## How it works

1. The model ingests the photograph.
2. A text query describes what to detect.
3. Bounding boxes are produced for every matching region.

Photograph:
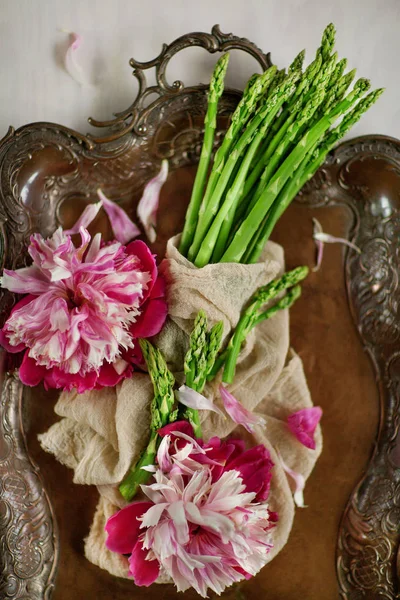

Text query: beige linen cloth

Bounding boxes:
[39,235,322,580]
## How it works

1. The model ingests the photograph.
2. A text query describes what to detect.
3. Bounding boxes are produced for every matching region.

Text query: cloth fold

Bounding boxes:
[39,235,322,581]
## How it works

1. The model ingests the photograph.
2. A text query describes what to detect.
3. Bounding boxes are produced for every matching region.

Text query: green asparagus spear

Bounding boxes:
[192,70,302,267]
[221,267,308,383]
[220,78,371,264]
[179,53,229,256]
[187,67,289,263]
[247,87,385,262]
[119,340,175,501]
[185,66,278,259]
[289,49,306,74]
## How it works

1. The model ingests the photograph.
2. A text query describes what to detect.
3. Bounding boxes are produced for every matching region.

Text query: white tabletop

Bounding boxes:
[1,0,399,141]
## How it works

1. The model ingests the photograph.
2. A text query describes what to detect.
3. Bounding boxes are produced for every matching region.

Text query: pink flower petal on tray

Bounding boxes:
[287,406,322,450]
[97,189,141,244]
[64,201,103,236]
[277,451,306,508]
[219,385,266,433]
[177,385,225,418]
[312,218,361,272]
[137,160,169,243]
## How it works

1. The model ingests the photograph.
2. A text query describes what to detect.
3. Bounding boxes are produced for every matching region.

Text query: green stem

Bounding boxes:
[179,53,229,255]
[119,431,158,501]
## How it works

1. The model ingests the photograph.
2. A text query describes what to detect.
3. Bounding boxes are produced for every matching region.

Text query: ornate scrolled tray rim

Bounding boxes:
[0,25,399,600]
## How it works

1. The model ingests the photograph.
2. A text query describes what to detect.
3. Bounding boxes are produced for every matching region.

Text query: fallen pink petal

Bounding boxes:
[287,406,322,450]
[177,384,226,418]
[137,160,169,243]
[219,384,266,433]
[312,218,361,272]
[97,189,141,244]
[277,451,306,508]
[62,31,91,87]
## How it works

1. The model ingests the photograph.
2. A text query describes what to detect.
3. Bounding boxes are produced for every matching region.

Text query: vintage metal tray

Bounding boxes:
[0,26,399,600]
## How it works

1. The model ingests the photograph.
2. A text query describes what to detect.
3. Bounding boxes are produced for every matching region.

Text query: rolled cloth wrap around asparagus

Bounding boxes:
[39,235,322,580]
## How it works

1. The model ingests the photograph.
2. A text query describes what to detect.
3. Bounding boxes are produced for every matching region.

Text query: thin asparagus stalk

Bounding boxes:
[119,339,175,501]
[220,78,371,264]
[190,66,278,247]
[289,49,306,74]
[314,68,356,120]
[182,312,224,434]
[221,267,308,383]
[179,53,229,256]
[253,284,302,326]
[247,87,385,262]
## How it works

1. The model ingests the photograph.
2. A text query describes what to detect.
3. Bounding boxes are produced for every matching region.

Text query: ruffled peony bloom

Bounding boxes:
[0,227,167,392]
[105,423,276,597]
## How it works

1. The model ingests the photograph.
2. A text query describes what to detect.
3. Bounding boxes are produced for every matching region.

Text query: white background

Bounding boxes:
[0,0,399,140]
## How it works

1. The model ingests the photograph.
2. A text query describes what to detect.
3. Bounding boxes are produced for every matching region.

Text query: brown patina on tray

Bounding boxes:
[0,26,399,600]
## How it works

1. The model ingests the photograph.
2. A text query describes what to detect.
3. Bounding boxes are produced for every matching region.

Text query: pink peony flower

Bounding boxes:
[287,406,322,450]
[105,424,276,597]
[0,227,167,392]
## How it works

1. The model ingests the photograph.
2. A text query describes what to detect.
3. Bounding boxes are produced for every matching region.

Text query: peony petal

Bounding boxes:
[227,444,274,502]
[137,160,169,243]
[177,385,225,418]
[312,218,361,272]
[95,361,132,388]
[157,435,173,472]
[219,385,266,433]
[128,540,160,586]
[129,296,167,339]
[277,451,306,508]
[105,501,152,554]
[158,420,195,439]
[63,31,91,87]
[19,353,46,386]
[64,201,103,236]
[287,406,322,450]
[97,189,140,244]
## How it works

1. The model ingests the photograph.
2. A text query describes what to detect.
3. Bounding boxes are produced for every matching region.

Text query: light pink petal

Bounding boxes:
[141,464,157,473]
[312,218,361,272]
[167,500,189,544]
[177,385,225,418]
[128,540,160,586]
[105,501,152,554]
[287,406,322,450]
[97,189,140,244]
[278,451,306,508]
[1,266,50,295]
[64,201,103,236]
[157,435,173,472]
[63,31,91,87]
[219,385,266,433]
[171,431,206,455]
[137,160,169,243]
[140,503,169,528]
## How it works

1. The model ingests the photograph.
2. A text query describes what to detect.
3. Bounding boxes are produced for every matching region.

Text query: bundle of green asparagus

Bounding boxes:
[179,23,383,266]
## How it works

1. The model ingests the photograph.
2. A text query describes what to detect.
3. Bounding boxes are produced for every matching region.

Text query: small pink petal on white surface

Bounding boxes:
[219,385,266,433]
[277,451,306,508]
[97,189,140,244]
[137,160,169,243]
[312,218,361,272]
[287,406,322,450]
[176,385,225,418]
[62,31,91,87]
